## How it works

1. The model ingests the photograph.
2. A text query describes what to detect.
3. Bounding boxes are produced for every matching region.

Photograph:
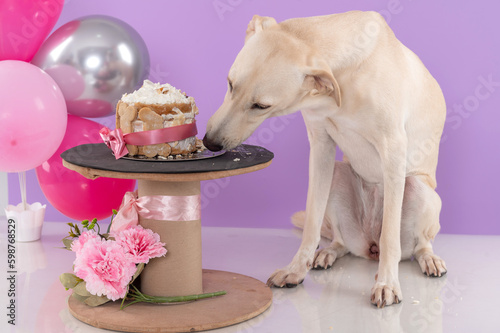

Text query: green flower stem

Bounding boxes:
[120,284,226,310]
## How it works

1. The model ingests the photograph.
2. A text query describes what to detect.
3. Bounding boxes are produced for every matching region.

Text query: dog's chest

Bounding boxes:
[330,126,383,184]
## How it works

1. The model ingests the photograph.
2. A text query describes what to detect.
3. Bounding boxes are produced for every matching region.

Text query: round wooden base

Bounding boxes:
[68,270,272,332]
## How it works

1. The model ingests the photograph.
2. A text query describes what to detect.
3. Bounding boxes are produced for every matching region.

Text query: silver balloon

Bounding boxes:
[32,15,150,118]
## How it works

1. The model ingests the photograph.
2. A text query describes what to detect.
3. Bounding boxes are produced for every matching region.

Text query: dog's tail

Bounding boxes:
[291,210,333,240]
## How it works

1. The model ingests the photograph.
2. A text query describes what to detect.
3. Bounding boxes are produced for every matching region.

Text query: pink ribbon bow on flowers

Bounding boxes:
[100,122,198,159]
[110,191,201,232]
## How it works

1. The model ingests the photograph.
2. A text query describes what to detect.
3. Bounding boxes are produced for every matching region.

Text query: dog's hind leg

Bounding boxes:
[292,210,348,269]
[404,176,447,277]
[313,240,349,270]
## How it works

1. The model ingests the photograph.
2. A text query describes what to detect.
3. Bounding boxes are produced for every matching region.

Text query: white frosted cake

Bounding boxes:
[116,80,203,158]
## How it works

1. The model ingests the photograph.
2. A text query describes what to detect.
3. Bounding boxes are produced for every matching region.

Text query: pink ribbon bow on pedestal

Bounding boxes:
[100,121,198,159]
[110,191,201,232]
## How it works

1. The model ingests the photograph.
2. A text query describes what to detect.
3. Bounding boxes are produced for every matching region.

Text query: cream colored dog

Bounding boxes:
[203,11,447,307]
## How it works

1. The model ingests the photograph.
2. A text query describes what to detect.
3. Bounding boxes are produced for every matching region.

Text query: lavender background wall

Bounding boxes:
[8,0,500,234]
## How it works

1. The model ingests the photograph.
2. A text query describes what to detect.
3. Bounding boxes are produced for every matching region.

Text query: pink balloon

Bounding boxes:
[0,60,67,172]
[0,0,64,62]
[36,115,136,221]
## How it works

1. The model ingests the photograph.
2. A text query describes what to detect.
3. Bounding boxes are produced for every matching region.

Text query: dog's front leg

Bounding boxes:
[267,127,336,288]
[371,142,407,307]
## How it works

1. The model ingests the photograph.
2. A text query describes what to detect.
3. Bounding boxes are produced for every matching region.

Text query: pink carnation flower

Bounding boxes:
[73,237,137,301]
[71,230,100,255]
[114,226,167,264]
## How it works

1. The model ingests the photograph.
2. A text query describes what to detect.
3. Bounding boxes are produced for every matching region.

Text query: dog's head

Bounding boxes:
[203,15,341,151]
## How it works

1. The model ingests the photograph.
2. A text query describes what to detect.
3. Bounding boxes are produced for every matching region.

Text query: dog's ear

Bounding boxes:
[245,15,277,43]
[303,70,341,107]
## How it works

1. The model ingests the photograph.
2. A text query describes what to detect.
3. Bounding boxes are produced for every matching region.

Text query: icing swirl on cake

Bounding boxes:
[121,80,194,105]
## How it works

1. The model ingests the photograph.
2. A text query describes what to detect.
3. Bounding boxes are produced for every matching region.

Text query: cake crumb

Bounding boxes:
[328,327,333,331]
[412,300,420,305]
[233,158,241,162]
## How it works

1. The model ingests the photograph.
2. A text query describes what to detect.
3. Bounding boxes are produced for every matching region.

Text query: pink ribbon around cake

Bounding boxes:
[100,121,198,159]
[110,191,201,232]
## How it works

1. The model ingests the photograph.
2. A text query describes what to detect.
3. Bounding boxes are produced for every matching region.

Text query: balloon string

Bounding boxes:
[18,171,27,211]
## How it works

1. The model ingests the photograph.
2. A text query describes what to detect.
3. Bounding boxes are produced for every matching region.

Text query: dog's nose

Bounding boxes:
[203,134,223,152]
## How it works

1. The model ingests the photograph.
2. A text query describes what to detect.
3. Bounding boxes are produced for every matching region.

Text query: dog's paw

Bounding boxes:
[267,267,307,288]
[418,253,447,277]
[370,280,402,308]
[312,247,337,270]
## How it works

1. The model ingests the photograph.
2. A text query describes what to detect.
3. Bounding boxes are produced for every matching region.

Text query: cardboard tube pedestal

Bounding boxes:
[137,180,202,296]
[62,144,275,332]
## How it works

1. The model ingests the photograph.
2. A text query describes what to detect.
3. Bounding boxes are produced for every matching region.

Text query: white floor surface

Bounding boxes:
[0,219,499,333]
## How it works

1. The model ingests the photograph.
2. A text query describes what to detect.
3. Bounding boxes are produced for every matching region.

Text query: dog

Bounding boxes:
[203,11,447,307]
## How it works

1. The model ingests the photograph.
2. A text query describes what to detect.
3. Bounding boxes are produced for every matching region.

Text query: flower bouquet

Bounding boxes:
[60,215,225,309]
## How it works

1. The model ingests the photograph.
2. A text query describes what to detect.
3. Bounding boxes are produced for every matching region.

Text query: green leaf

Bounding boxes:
[67,222,74,227]
[74,224,81,235]
[71,292,89,303]
[60,273,82,290]
[62,238,74,251]
[112,209,118,215]
[73,282,93,297]
[84,295,111,307]
[131,263,145,284]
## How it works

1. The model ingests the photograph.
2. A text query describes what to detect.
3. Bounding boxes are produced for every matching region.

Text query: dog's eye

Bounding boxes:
[251,103,271,110]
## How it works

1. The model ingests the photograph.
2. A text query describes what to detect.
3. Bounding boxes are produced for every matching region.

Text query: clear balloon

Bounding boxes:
[0,60,67,172]
[32,15,150,118]
[0,0,63,62]
[35,115,136,221]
